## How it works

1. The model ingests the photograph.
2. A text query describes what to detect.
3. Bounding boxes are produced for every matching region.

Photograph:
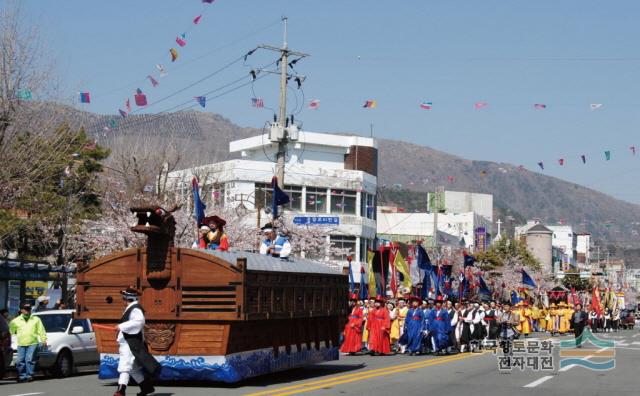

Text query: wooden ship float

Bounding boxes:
[76,207,348,382]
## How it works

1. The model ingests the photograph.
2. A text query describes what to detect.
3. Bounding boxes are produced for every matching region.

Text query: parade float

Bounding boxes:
[76,206,348,382]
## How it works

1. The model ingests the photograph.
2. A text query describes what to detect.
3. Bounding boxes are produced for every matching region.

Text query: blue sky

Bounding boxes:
[18,0,640,204]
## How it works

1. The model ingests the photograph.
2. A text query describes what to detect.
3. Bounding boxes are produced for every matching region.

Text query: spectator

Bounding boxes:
[34,296,50,312]
[9,303,47,382]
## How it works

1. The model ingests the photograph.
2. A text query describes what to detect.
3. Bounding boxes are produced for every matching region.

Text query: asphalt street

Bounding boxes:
[2,330,639,396]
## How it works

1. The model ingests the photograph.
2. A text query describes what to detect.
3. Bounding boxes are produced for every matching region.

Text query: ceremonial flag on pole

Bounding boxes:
[590,103,603,110]
[591,286,603,316]
[420,101,433,110]
[581,155,586,164]
[604,150,611,161]
[389,247,397,297]
[147,75,159,87]
[363,100,377,108]
[537,161,544,170]
[631,146,637,155]
[558,158,564,166]
[193,15,202,24]
[170,48,179,62]
[478,275,491,295]
[251,97,264,108]
[367,250,376,299]
[195,96,206,108]
[394,251,412,290]
[463,251,475,267]
[534,103,547,109]
[308,99,320,109]
[348,258,355,294]
[474,102,488,109]
[359,266,368,300]
[416,244,433,271]
[521,269,537,288]
[79,92,91,103]
[510,290,521,305]
[192,177,206,225]
[271,176,290,219]
[176,36,187,47]
[422,268,431,300]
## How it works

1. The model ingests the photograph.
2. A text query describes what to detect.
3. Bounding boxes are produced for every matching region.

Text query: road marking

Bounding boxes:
[8,393,44,396]
[559,354,593,372]
[633,333,640,338]
[523,375,553,388]
[245,352,486,396]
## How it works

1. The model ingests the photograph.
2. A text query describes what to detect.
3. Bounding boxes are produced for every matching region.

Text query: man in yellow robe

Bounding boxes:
[547,303,557,334]
[558,302,570,334]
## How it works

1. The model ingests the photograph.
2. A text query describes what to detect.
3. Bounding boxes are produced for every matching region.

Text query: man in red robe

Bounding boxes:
[340,294,364,354]
[367,296,391,355]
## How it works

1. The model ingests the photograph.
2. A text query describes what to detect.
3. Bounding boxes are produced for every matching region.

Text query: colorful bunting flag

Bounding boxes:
[534,103,547,109]
[604,150,611,161]
[590,103,603,110]
[108,119,118,128]
[558,158,564,166]
[156,64,167,77]
[631,146,636,155]
[79,92,91,103]
[125,99,131,113]
[202,0,215,3]
[193,15,202,24]
[537,161,544,170]
[119,109,128,118]
[474,102,488,109]
[363,100,377,108]
[134,90,147,106]
[194,96,206,108]
[176,36,187,47]
[308,99,320,110]
[581,155,586,164]
[251,97,264,108]
[17,88,32,100]
[147,75,159,87]
[420,101,433,110]
[170,48,179,62]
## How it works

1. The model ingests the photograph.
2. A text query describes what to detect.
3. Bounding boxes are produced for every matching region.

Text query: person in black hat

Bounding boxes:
[113,287,160,396]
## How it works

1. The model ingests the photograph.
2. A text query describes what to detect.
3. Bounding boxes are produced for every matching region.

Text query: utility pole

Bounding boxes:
[259,17,309,190]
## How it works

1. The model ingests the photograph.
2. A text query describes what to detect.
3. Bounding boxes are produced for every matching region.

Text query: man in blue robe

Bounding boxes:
[403,297,425,355]
[429,297,451,355]
[422,300,434,354]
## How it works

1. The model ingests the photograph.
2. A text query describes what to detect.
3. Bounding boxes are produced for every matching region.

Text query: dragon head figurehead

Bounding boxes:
[130,205,180,281]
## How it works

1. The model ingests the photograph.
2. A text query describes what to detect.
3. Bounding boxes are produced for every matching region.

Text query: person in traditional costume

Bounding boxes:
[484,301,500,346]
[259,224,276,255]
[388,301,400,350]
[497,303,520,368]
[259,223,292,259]
[446,301,459,353]
[428,296,451,355]
[547,303,558,334]
[471,303,486,351]
[361,300,370,351]
[366,296,391,355]
[460,302,475,352]
[517,301,532,337]
[113,287,161,396]
[570,303,588,348]
[397,299,408,353]
[530,303,541,332]
[403,296,426,355]
[538,303,548,333]
[340,294,364,354]
[202,215,229,251]
[558,302,570,334]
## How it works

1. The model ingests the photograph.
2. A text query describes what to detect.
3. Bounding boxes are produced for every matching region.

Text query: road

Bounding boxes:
[2,330,639,396]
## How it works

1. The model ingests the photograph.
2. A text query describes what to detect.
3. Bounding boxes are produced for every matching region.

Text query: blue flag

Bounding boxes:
[271,176,290,219]
[348,259,355,294]
[478,275,491,295]
[421,269,431,300]
[463,253,475,267]
[510,290,521,305]
[417,244,433,271]
[359,267,367,300]
[521,269,537,288]
[195,96,206,108]
[192,177,206,225]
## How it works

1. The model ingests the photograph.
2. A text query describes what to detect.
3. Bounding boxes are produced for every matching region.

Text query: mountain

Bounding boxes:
[31,104,640,246]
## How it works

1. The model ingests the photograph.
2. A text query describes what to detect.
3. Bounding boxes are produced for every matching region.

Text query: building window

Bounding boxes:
[306,187,327,213]
[330,189,356,215]
[284,185,302,211]
[366,193,375,219]
[359,238,367,262]
[202,182,225,208]
[255,183,301,211]
[330,235,357,261]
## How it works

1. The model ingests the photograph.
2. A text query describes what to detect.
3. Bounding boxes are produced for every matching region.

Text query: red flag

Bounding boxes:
[474,102,488,109]
[558,158,564,166]
[135,93,147,107]
[193,15,202,24]
[389,246,397,297]
[534,103,547,109]
[176,36,187,47]
[591,286,603,316]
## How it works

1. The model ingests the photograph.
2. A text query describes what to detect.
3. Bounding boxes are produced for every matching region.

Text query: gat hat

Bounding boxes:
[21,303,32,311]
[120,287,141,299]
[550,303,557,308]
[203,215,226,228]
[407,296,422,303]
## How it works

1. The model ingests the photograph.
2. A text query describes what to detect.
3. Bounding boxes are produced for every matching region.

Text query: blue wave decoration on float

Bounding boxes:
[99,346,339,383]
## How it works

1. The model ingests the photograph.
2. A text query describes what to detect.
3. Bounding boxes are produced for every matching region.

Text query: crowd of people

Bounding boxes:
[340,295,631,357]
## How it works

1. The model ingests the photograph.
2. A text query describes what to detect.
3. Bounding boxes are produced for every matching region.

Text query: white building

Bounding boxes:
[166,131,378,277]
[428,190,494,222]
[376,210,492,250]
[575,233,591,270]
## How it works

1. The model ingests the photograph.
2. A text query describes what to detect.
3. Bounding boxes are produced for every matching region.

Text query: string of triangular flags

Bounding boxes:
[77,0,218,131]
[535,147,636,171]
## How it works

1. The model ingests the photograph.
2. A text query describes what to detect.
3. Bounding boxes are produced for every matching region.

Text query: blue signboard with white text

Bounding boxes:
[293,216,340,226]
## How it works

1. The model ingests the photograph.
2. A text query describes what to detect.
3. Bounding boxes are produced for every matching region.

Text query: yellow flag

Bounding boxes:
[367,250,376,298]
[394,251,412,290]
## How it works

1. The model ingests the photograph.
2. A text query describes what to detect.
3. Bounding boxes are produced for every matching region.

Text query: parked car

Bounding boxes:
[11,309,98,377]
